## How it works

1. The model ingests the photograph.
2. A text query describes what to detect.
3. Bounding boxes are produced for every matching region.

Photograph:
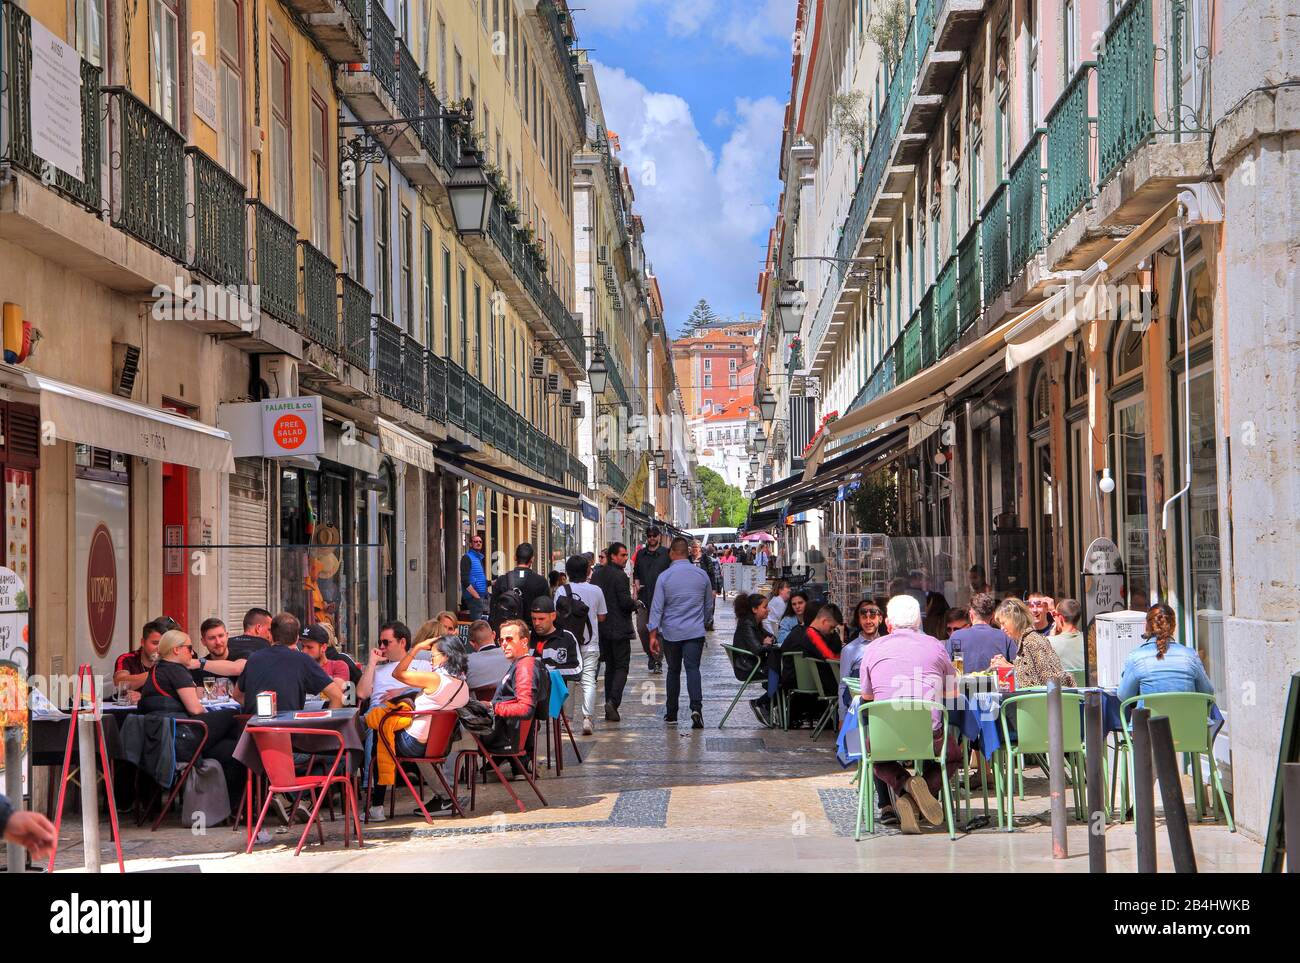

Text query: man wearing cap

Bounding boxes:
[648,536,715,729]
[528,596,583,683]
[299,623,352,686]
[632,528,671,673]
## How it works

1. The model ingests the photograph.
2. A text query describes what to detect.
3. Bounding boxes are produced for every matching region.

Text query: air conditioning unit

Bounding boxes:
[111,342,142,399]
[597,245,609,264]
[560,388,574,406]
[545,373,560,394]
[571,400,585,418]
[530,357,547,379]
[259,354,300,398]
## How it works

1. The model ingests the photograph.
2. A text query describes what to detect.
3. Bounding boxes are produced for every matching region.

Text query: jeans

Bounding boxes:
[661,638,704,717]
[872,729,962,798]
[601,636,632,708]
[577,642,601,720]
[464,594,488,622]
[636,606,659,669]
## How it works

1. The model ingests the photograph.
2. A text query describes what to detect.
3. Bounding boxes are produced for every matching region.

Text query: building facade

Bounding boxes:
[751,0,1298,839]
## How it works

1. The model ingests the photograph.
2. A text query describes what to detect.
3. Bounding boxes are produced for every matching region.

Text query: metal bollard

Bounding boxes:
[1131,708,1158,873]
[4,725,24,874]
[77,714,101,874]
[1046,680,1068,859]
[1149,714,1197,873]
[1285,763,1300,874]
[1084,691,1106,873]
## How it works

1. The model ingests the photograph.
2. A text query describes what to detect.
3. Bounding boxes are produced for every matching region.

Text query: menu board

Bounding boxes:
[6,468,32,585]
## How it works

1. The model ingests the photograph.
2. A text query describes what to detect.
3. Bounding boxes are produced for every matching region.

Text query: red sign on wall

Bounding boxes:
[85,523,117,658]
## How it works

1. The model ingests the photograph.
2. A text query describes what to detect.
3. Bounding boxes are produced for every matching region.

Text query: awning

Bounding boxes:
[617,500,653,528]
[322,422,382,474]
[13,368,234,472]
[377,417,438,473]
[816,316,1023,465]
[1004,197,1184,370]
[434,453,581,511]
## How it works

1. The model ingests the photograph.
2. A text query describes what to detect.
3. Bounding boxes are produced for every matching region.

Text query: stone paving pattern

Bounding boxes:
[47,606,1264,872]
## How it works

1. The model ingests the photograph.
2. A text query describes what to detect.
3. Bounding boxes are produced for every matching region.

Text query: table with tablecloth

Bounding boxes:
[948,688,1125,757]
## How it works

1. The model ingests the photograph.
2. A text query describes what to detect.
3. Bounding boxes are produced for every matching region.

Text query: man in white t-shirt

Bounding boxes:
[555,554,607,735]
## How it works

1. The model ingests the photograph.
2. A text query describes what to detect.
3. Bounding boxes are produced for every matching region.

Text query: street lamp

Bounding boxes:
[754,425,767,453]
[447,148,494,235]
[778,290,808,335]
[759,387,777,421]
[587,347,609,395]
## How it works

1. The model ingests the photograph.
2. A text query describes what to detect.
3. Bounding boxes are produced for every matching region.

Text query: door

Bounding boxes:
[162,462,189,632]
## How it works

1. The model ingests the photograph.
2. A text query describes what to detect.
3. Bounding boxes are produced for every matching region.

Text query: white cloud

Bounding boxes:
[577,0,789,52]
[718,0,796,56]
[591,61,783,331]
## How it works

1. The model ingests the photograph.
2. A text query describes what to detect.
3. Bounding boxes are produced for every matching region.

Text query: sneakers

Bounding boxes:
[749,698,771,728]
[604,702,621,722]
[663,714,677,724]
[894,795,922,834]
[905,774,944,826]
[365,805,387,823]
[271,794,291,826]
[581,717,594,736]
[879,806,901,826]
[690,711,704,729]
[415,795,454,816]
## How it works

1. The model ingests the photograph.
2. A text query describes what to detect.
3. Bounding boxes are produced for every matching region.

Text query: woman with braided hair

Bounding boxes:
[1117,603,1215,702]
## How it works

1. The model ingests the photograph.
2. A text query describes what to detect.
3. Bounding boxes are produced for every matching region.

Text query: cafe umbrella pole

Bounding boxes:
[1150,714,1198,873]
[1046,680,1068,859]
[1131,708,1158,873]
[1084,690,1106,872]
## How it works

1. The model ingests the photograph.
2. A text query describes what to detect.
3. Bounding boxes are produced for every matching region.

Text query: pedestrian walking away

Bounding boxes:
[632,527,671,673]
[489,543,551,631]
[647,536,715,729]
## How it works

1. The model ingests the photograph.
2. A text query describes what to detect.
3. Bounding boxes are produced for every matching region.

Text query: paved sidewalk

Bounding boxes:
[48,603,1262,872]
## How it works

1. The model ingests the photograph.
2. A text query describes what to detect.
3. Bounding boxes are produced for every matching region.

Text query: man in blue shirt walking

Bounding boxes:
[460,532,489,621]
[648,536,715,729]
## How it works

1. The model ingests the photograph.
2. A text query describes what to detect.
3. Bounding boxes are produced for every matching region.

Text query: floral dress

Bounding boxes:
[1013,630,1075,688]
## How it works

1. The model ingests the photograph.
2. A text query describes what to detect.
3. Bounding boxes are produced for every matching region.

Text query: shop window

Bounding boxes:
[1113,318,1143,382]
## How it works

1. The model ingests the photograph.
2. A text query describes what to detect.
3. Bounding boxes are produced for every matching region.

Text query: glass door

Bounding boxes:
[1113,396,1150,609]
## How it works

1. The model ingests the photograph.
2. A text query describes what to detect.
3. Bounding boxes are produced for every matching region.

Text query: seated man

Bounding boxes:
[945,592,1015,673]
[481,619,547,776]
[465,620,510,691]
[227,607,274,661]
[858,595,960,835]
[299,623,352,688]
[113,620,165,692]
[780,603,842,726]
[358,622,419,707]
[231,613,345,713]
[189,617,250,686]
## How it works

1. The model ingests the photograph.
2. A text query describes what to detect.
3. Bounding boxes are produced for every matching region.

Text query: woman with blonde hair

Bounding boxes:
[990,597,1074,688]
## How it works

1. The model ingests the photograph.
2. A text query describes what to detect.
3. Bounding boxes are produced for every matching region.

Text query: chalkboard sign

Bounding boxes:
[1262,671,1300,872]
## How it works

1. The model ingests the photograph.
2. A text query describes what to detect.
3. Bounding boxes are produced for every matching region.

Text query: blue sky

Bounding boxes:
[573,0,795,335]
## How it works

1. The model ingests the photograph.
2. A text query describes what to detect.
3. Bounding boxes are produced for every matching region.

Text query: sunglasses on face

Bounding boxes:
[861,610,882,618]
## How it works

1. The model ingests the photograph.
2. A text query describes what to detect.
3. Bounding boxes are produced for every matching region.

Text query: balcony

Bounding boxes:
[897,311,923,384]
[1,2,101,214]
[957,220,982,332]
[252,201,299,326]
[934,256,958,358]
[400,332,424,412]
[425,352,447,423]
[536,2,586,129]
[417,84,461,179]
[340,274,372,370]
[300,241,339,351]
[1008,132,1046,282]
[1098,0,1157,184]
[285,0,367,62]
[980,181,1010,299]
[337,1,420,158]
[1045,64,1097,239]
[104,87,186,262]
[371,315,403,402]
[603,453,630,493]
[187,148,247,289]
[931,0,986,53]
[445,359,465,428]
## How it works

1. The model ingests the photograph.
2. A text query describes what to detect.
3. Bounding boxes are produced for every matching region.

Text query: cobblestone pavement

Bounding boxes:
[50,605,1263,873]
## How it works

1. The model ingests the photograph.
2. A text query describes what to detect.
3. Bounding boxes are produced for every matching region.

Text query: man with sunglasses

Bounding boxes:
[358,621,419,706]
[840,601,884,707]
[460,533,490,621]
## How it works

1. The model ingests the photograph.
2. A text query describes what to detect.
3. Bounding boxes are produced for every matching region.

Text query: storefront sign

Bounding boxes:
[221,397,323,458]
[580,499,601,523]
[378,419,437,473]
[164,524,184,575]
[29,20,84,180]
[85,523,117,658]
[75,478,130,675]
[0,566,29,677]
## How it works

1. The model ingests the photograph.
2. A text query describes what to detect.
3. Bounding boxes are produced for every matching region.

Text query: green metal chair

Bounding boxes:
[1117,692,1234,831]
[853,698,957,841]
[996,692,1091,830]
[718,644,768,729]
[799,657,839,740]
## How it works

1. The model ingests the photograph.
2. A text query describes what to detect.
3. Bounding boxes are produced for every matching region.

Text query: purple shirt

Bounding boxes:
[858,628,955,729]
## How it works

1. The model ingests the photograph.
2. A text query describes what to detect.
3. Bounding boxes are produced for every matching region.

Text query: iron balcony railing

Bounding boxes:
[400,333,424,412]
[300,240,339,351]
[919,287,935,369]
[396,36,420,123]
[1045,63,1096,238]
[1008,131,1046,279]
[934,256,958,357]
[897,311,922,384]
[340,273,372,369]
[366,0,397,102]
[538,2,585,126]
[915,0,937,60]
[187,148,247,288]
[445,358,466,427]
[569,452,587,487]
[104,87,185,261]
[252,201,299,326]
[341,0,367,36]
[372,315,403,401]
[463,375,482,438]
[980,181,1010,299]
[847,346,896,413]
[1,1,102,212]
[425,352,446,423]
[1098,0,1157,183]
[419,84,460,176]
[957,219,982,332]
[606,350,631,410]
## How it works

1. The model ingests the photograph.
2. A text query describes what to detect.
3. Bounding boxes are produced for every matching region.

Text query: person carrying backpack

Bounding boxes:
[489,542,550,631]
[554,554,607,735]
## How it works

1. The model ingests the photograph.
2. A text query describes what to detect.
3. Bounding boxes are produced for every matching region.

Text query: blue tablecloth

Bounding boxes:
[948,688,1124,757]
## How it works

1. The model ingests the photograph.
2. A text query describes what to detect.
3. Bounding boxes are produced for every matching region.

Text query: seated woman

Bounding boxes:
[989,597,1074,689]
[731,593,776,726]
[776,590,809,645]
[1118,604,1214,702]
[371,637,470,816]
[140,630,242,811]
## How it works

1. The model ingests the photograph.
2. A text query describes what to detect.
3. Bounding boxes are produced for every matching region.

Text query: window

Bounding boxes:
[1027,0,1042,130]
[1114,319,1144,381]
[269,42,292,218]
[1113,395,1150,608]
[375,181,391,317]
[73,0,105,66]
[458,266,468,366]
[442,247,452,355]
[729,358,737,371]
[473,283,483,378]
[1063,0,1081,79]
[150,1,180,126]
[422,225,433,346]
[399,207,412,330]
[216,0,243,179]
[437,17,447,95]
[729,374,738,388]
[703,358,711,371]
[704,374,713,388]
[455,48,463,101]
[345,180,362,281]
[310,98,330,250]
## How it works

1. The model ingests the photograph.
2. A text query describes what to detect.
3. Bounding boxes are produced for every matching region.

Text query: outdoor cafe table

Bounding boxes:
[948,686,1125,758]
[232,707,363,845]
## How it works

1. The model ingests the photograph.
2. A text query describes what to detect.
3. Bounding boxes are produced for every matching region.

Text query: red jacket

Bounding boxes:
[492,656,539,719]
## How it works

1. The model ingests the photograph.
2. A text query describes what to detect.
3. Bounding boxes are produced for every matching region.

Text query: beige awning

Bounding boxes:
[377,418,437,474]
[1004,197,1184,370]
[20,370,234,472]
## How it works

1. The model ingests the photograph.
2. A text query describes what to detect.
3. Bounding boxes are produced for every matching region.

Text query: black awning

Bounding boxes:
[744,507,783,532]
[434,452,581,510]
[617,500,653,527]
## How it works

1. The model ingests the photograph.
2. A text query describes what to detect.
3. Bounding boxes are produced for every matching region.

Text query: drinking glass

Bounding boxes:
[203,679,217,701]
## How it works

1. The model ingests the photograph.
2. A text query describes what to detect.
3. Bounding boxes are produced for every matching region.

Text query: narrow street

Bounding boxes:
[49,603,1260,874]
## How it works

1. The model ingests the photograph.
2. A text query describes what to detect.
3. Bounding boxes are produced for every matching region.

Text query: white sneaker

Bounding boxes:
[581,717,594,736]
[366,805,387,823]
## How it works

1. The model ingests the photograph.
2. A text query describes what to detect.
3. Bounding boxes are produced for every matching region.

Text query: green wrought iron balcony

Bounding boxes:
[957,219,982,332]
[934,256,958,358]
[1098,0,1164,184]
[1,1,101,213]
[1008,131,1046,280]
[1045,63,1097,238]
[187,148,247,289]
[464,374,483,439]
[251,201,299,326]
[600,454,630,495]
[980,181,1010,299]
[418,84,460,177]
[340,273,372,370]
[395,34,420,123]
[605,350,631,410]
[371,315,403,401]
[425,352,447,423]
[104,87,185,262]
[444,358,466,428]
[896,311,923,385]
[300,241,339,351]
[400,332,424,412]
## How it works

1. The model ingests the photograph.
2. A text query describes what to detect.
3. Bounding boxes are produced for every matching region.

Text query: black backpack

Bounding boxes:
[491,571,526,627]
[556,585,592,644]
